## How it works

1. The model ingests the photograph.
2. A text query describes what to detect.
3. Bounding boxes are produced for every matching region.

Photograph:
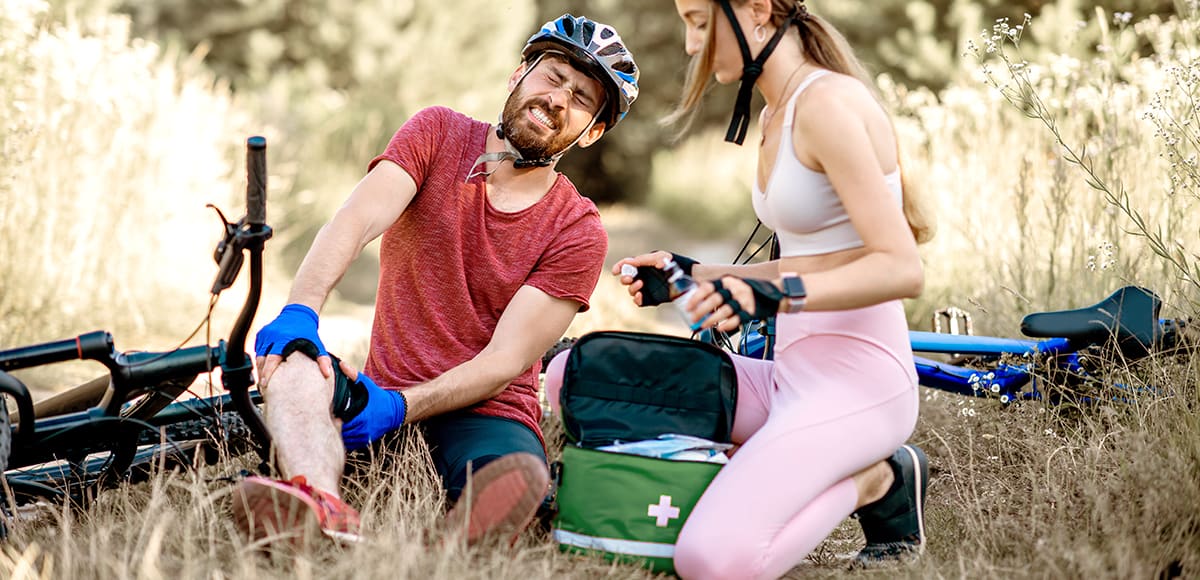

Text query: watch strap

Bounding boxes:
[780,272,806,314]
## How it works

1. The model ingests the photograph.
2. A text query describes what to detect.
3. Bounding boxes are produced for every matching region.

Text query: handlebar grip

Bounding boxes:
[245,136,267,226]
[0,331,113,371]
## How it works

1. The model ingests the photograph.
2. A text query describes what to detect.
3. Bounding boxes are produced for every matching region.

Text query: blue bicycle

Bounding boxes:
[721,285,1192,405]
[702,228,1194,406]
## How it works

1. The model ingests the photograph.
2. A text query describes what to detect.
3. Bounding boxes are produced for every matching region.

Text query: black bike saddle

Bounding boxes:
[1020,286,1161,359]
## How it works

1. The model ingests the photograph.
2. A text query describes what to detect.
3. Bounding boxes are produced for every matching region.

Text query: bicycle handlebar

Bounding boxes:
[222,137,273,461]
[0,332,220,438]
[245,136,266,226]
[0,331,113,372]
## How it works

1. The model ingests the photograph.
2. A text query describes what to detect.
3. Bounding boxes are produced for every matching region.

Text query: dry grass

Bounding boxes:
[3,350,1195,579]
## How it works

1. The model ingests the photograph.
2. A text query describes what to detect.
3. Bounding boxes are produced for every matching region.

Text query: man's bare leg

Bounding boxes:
[262,352,345,494]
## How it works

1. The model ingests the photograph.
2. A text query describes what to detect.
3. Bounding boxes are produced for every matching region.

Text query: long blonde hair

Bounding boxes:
[665,0,935,244]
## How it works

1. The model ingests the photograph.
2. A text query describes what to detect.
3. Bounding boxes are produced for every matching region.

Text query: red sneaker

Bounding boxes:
[233,475,363,545]
[445,452,549,546]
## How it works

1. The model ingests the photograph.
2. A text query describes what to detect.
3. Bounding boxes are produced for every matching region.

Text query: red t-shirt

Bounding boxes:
[363,106,607,443]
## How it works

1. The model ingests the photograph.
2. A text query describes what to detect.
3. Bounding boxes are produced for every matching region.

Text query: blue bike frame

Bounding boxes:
[721,323,1146,405]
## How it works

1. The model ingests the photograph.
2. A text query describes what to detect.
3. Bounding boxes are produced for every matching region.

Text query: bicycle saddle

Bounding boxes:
[1020,286,1161,359]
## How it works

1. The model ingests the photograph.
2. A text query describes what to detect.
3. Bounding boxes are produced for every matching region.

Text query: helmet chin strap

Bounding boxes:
[467,52,602,181]
[718,0,795,145]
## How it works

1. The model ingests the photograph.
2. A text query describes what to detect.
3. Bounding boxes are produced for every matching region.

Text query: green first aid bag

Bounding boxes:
[552,445,723,574]
[549,331,738,575]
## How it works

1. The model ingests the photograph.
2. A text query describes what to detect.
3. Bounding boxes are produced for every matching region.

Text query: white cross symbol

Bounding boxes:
[647,495,680,527]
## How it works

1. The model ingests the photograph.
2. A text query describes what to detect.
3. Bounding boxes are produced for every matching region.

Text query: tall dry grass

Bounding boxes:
[0,0,250,388]
[2,351,1193,579]
[0,428,669,580]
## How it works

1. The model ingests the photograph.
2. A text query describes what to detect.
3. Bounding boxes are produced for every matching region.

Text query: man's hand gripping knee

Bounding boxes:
[334,361,407,452]
[254,303,335,385]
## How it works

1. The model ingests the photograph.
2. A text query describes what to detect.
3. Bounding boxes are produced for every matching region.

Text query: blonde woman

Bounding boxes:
[609,0,932,576]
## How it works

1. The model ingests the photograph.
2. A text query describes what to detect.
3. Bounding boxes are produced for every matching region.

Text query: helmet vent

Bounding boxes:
[598,43,624,57]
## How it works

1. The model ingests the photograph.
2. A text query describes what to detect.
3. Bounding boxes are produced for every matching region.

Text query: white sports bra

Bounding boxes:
[751,70,903,257]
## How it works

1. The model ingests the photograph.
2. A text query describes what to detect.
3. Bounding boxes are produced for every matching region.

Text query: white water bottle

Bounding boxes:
[663,258,707,331]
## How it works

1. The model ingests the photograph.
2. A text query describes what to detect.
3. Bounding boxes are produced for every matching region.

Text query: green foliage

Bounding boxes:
[816,0,1180,88]
[37,0,1188,216]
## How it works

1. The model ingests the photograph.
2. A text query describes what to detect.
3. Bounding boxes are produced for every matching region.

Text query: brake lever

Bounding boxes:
[208,204,247,295]
[208,204,235,262]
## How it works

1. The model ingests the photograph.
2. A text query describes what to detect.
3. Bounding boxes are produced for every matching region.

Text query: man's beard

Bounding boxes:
[500,93,579,160]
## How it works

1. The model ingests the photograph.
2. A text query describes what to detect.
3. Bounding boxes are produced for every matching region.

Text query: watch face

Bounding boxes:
[783,276,806,299]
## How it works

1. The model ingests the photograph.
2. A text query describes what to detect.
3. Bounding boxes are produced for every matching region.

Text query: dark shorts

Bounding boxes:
[325,349,545,501]
[419,411,546,502]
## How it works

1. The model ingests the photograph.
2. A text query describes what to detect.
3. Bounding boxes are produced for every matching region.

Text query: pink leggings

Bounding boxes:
[543,301,918,580]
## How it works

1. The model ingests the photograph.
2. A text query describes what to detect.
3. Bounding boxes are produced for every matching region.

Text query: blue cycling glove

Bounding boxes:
[254,304,328,359]
[340,372,408,452]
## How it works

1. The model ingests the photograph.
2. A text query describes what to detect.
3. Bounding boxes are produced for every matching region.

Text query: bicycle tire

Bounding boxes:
[541,337,578,369]
[0,394,10,475]
[94,372,227,487]
[3,404,256,507]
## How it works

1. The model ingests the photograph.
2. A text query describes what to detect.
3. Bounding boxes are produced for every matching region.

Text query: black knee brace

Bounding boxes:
[280,338,368,422]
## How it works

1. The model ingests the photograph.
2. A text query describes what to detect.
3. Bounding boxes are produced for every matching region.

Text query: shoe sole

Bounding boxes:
[898,444,927,553]
[446,452,549,546]
[233,477,363,546]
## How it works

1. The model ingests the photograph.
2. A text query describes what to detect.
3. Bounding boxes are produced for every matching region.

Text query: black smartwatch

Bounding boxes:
[780,272,807,314]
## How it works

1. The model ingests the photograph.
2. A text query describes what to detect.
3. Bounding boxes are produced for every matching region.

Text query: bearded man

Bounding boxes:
[233,14,639,546]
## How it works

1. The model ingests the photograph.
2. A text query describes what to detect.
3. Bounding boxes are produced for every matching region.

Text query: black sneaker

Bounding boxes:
[852,444,928,567]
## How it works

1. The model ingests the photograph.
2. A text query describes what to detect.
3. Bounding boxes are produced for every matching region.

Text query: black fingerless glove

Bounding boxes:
[635,265,673,306]
[634,252,701,307]
[667,252,699,277]
[712,278,784,323]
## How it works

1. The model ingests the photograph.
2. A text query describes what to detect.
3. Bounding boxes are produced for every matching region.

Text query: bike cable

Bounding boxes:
[123,295,220,370]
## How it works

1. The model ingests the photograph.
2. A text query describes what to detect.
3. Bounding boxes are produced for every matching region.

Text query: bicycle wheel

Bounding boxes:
[0,394,7,539]
[541,337,578,368]
[0,394,10,474]
[3,394,259,508]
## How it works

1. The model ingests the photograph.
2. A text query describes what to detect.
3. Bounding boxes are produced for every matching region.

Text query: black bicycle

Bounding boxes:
[0,137,275,529]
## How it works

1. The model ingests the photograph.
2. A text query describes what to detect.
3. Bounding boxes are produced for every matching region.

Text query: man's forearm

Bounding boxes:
[390,286,579,423]
[399,351,524,422]
[287,215,372,310]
